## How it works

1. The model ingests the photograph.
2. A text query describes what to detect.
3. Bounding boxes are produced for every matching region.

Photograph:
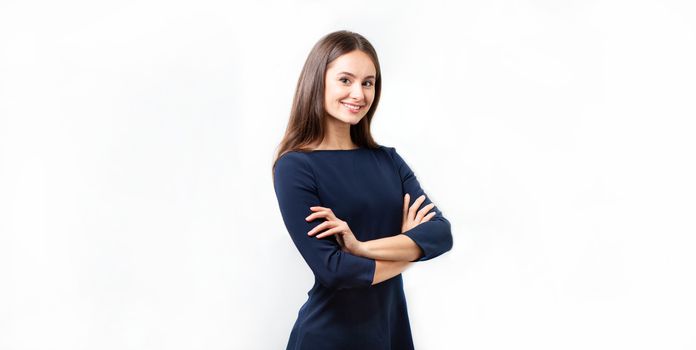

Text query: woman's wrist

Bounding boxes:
[347,240,371,258]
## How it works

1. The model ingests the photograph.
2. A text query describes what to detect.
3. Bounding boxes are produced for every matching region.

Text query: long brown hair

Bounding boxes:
[271,30,383,180]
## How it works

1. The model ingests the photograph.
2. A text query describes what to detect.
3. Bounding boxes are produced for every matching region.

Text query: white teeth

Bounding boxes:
[342,103,361,110]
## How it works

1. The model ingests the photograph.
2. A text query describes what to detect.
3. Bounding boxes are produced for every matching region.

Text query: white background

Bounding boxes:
[1,0,695,349]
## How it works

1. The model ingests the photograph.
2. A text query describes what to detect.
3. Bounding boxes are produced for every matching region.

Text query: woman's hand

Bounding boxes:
[402,193,436,233]
[306,206,366,256]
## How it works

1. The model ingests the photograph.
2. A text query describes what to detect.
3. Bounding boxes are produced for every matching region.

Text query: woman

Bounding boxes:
[272,30,453,350]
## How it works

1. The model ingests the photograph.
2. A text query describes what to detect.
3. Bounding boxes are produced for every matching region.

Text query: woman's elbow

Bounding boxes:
[315,271,345,289]
[442,220,454,253]
[444,231,454,253]
[313,266,369,290]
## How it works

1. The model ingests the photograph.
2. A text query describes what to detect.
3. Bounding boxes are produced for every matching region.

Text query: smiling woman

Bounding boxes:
[322,50,376,127]
[271,30,453,350]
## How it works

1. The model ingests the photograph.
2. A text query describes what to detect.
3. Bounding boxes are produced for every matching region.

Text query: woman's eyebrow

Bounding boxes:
[337,71,376,80]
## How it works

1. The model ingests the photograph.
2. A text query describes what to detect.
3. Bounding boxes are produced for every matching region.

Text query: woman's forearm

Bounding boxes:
[372,259,413,285]
[360,234,423,262]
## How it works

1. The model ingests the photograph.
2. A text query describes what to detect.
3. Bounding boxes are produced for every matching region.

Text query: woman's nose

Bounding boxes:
[350,85,365,100]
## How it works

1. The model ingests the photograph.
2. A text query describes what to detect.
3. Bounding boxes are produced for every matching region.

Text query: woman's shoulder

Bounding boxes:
[275,150,311,170]
[376,144,394,152]
[375,145,412,169]
[375,144,399,159]
[273,151,317,187]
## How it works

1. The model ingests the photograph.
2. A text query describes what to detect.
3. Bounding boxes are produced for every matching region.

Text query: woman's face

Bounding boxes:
[323,50,377,125]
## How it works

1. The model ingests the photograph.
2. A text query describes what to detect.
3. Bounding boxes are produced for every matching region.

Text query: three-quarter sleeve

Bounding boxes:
[273,152,376,289]
[387,147,454,261]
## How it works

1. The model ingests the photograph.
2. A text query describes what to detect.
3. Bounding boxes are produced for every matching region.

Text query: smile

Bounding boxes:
[342,102,363,111]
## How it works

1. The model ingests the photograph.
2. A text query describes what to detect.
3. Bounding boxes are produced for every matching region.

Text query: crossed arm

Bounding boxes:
[372,259,414,285]
[306,194,434,285]
[304,218,423,285]
[361,234,423,262]
[316,218,437,285]
[320,197,452,286]
[364,235,421,285]
[273,149,452,289]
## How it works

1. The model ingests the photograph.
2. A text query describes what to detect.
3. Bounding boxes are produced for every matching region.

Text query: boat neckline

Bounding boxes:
[305,147,366,152]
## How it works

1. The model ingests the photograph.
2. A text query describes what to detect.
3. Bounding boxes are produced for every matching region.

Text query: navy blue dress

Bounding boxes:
[273,145,453,350]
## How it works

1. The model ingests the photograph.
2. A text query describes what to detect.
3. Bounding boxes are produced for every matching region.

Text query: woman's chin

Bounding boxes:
[344,114,364,125]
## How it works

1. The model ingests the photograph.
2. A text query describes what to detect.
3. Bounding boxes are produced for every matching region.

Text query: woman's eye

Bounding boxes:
[340,78,373,87]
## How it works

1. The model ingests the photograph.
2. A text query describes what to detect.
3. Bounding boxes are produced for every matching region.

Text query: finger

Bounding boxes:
[310,206,334,215]
[307,209,340,222]
[315,226,343,239]
[309,206,337,220]
[307,221,333,236]
[422,211,437,223]
[402,194,410,223]
[306,210,330,222]
[309,206,332,217]
[415,203,435,221]
[408,194,426,220]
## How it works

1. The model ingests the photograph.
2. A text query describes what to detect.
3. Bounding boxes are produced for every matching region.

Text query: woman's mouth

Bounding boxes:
[342,102,364,113]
